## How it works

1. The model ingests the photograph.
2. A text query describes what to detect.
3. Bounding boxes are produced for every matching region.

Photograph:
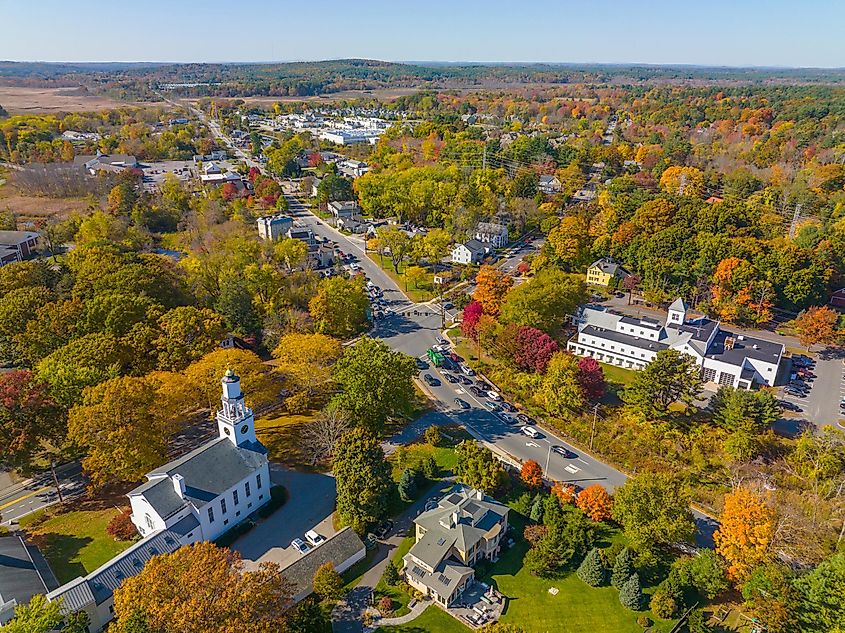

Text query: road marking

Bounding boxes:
[565,464,581,474]
[577,458,589,464]
[526,442,540,448]
[0,486,50,512]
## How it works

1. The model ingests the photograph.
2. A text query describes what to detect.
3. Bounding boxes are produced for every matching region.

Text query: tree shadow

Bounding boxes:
[29,533,92,584]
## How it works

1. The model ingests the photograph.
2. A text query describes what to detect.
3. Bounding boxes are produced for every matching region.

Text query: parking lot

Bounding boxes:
[776,352,845,431]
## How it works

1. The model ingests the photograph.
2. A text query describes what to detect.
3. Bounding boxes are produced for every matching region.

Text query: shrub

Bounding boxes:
[612,547,635,588]
[686,609,712,633]
[424,425,441,446]
[378,596,393,615]
[420,455,438,480]
[576,548,606,586]
[107,510,138,541]
[636,615,652,628]
[649,587,678,619]
[258,484,288,518]
[285,391,311,414]
[383,561,400,586]
[619,573,643,610]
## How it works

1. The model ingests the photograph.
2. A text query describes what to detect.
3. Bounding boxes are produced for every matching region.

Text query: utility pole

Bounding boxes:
[544,442,552,472]
[50,459,64,504]
[788,203,803,239]
[589,404,599,451]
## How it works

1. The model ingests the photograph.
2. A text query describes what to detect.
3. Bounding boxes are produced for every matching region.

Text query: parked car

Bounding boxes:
[449,352,461,363]
[487,390,502,401]
[455,398,470,410]
[516,413,534,426]
[784,386,806,398]
[291,538,311,555]
[459,375,473,386]
[485,401,501,412]
[522,426,541,439]
[497,413,517,425]
[415,358,428,370]
[778,400,802,412]
[552,445,576,459]
[436,336,447,346]
[423,374,441,387]
[460,363,475,376]
[500,402,516,413]
[444,373,459,384]
[305,530,325,547]
[375,520,393,538]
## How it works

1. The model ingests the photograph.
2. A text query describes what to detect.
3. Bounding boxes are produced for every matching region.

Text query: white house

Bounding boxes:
[128,370,270,542]
[567,298,783,390]
[328,201,361,219]
[538,174,562,194]
[257,214,293,241]
[474,222,508,249]
[337,159,369,178]
[451,239,487,265]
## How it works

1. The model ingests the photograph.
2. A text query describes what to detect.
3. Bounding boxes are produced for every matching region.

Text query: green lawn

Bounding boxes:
[374,535,416,617]
[254,410,320,469]
[378,604,470,633]
[599,362,638,387]
[20,507,134,584]
[367,253,436,302]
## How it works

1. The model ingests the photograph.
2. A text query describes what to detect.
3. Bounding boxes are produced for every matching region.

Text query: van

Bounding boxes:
[305,530,325,547]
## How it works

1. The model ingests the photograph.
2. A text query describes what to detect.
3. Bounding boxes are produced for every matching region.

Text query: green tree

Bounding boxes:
[500,268,587,333]
[611,547,635,589]
[398,468,417,502]
[649,573,683,619]
[454,441,508,493]
[0,594,64,633]
[424,425,441,446]
[154,306,227,371]
[577,547,607,586]
[312,562,344,600]
[376,226,410,274]
[215,276,262,336]
[622,349,702,418]
[672,550,729,600]
[273,238,308,271]
[530,494,545,523]
[711,386,781,434]
[612,473,696,552]
[795,551,845,632]
[383,561,400,586]
[333,427,393,534]
[285,598,332,633]
[539,352,585,416]
[331,337,416,433]
[309,276,369,338]
[619,573,643,610]
[316,173,354,204]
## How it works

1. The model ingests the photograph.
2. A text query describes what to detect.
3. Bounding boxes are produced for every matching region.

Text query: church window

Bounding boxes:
[233,490,239,506]
[208,507,214,523]
[256,473,263,489]
[221,498,227,514]
[245,481,251,497]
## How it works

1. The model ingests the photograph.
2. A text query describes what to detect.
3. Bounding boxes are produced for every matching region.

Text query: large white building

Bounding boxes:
[257,214,293,240]
[568,298,783,390]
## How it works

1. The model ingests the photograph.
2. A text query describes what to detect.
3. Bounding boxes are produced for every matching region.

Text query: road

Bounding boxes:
[0,464,86,526]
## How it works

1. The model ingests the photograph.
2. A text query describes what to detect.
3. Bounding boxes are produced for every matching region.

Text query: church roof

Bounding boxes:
[129,437,266,517]
[668,297,688,312]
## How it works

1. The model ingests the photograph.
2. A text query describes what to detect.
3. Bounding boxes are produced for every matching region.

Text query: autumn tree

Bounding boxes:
[272,333,342,407]
[513,326,558,373]
[454,441,508,493]
[184,349,279,412]
[376,225,410,274]
[154,306,227,371]
[111,542,292,633]
[793,305,841,351]
[521,460,544,489]
[576,484,613,522]
[539,351,585,416]
[714,487,775,582]
[659,166,704,197]
[623,349,702,419]
[576,357,606,401]
[309,275,369,338]
[333,427,393,534]
[300,405,352,465]
[312,562,344,600]
[460,300,484,340]
[545,216,592,271]
[552,481,577,505]
[473,265,513,318]
[499,267,586,333]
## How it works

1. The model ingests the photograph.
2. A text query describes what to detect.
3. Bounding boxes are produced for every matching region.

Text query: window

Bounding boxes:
[208,507,214,523]
[233,489,239,506]
[224,519,229,526]
[221,498,227,514]
[245,480,252,497]
[145,513,154,531]
[256,473,262,490]
[259,494,264,500]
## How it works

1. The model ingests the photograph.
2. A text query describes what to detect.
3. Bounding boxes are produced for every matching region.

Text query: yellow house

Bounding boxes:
[587,258,630,287]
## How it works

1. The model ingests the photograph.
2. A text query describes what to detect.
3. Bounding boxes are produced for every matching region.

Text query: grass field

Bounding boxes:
[374,535,416,616]
[367,253,435,302]
[254,410,320,469]
[0,86,150,113]
[378,604,470,633]
[20,507,134,584]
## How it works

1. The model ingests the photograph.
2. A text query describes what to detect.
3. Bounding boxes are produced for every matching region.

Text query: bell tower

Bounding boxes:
[216,369,257,447]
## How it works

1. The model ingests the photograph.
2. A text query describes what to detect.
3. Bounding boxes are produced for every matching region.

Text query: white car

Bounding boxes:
[460,363,475,376]
[487,390,502,401]
[521,426,540,439]
[291,538,311,555]
[305,530,325,547]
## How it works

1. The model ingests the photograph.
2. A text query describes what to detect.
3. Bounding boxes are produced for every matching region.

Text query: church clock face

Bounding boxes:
[241,424,249,434]
[223,427,231,435]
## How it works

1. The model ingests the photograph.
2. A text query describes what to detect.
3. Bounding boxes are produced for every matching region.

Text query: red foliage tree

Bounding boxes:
[247,166,260,183]
[552,481,577,505]
[107,510,138,541]
[514,326,559,373]
[0,370,63,469]
[460,301,484,340]
[308,152,323,168]
[221,181,238,201]
[520,459,544,489]
[577,357,606,401]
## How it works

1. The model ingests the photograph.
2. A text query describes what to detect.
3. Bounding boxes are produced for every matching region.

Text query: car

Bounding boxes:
[469,385,485,397]
[498,413,517,425]
[485,401,501,412]
[778,400,802,412]
[552,445,576,459]
[305,530,325,547]
[455,398,470,410]
[443,302,454,310]
[459,375,473,386]
[460,364,475,376]
[487,390,502,401]
[375,520,393,538]
[445,373,459,384]
[291,538,311,555]
[449,352,461,363]
[415,358,429,370]
[500,402,516,413]
[423,374,441,387]
[784,387,806,398]
[516,413,534,426]
[521,426,541,439]
[436,336,447,346]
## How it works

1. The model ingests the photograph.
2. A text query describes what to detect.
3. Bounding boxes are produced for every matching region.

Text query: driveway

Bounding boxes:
[233,466,337,570]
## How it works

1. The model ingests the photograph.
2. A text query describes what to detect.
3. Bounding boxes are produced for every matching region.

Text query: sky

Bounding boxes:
[3,0,845,68]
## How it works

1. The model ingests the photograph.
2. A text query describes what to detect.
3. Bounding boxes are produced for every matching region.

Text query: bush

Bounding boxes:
[686,609,712,633]
[577,548,606,586]
[612,547,635,588]
[636,615,652,628]
[313,562,344,600]
[285,391,312,414]
[648,588,678,619]
[107,510,138,541]
[214,518,255,547]
[424,425,441,446]
[378,596,393,615]
[258,485,288,518]
[619,573,643,610]
[420,454,438,480]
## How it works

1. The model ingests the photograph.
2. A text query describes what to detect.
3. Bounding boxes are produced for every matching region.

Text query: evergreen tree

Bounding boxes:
[577,548,606,587]
[612,547,635,588]
[398,468,417,502]
[529,494,545,523]
[619,573,643,610]
[383,561,400,586]
[333,428,393,534]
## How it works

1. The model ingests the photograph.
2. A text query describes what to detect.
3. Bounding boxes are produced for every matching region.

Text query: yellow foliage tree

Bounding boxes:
[184,349,279,412]
[714,488,775,582]
[472,265,513,318]
[659,166,705,198]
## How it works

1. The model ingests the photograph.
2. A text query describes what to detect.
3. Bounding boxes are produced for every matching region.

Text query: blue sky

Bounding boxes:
[4,0,844,67]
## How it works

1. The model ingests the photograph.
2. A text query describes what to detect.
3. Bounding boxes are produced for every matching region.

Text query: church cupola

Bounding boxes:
[216,369,257,447]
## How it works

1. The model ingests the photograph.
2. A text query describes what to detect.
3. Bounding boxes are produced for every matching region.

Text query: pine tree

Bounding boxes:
[530,494,545,523]
[576,548,606,587]
[383,561,400,586]
[398,468,417,502]
[619,573,643,610]
[612,547,634,588]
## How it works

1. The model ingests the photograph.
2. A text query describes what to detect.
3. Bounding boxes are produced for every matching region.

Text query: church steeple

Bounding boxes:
[216,369,257,447]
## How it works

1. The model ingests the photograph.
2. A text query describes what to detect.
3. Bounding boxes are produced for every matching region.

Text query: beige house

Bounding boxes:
[403,486,508,607]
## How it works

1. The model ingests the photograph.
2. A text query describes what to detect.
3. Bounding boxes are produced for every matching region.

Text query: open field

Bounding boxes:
[0,86,150,114]
[0,182,91,224]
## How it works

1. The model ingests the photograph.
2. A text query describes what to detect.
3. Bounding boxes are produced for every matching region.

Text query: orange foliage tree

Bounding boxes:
[576,484,614,522]
[713,488,775,583]
[473,265,513,319]
[710,257,773,325]
[552,481,577,505]
[520,459,544,489]
[793,305,841,351]
[112,542,293,633]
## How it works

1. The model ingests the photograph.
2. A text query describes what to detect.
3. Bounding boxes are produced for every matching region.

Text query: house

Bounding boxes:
[567,298,783,390]
[203,162,222,175]
[586,258,631,287]
[403,486,509,608]
[337,159,369,178]
[336,216,367,234]
[287,224,316,246]
[0,230,39,261]
[257,214,293,241]
[73,153,138,175]
[328,201,361,219]
[127,370,270,542]
[200,171,242,187]
[310,176,322,198]
[538,175,562,195]
[451,239,487,265]
[474,222,508,249]
[830,288,845,310]
[0,534,55,625]
[282,528,366,603]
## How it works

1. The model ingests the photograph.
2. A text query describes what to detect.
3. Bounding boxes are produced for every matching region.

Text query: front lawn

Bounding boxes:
[378,604,469,633]
[254,410,321,470]
[21,507,134,584]
[367,253,436,302]
[374,535,416,617]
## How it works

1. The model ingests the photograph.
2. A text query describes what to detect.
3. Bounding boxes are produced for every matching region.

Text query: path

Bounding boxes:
[374,599,428,627]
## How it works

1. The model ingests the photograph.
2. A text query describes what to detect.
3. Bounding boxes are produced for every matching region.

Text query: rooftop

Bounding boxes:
[0,535,50,616]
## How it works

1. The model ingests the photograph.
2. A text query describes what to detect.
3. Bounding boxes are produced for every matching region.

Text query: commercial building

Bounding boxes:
[257,214,293,241]
[473,222,508,249]
[451,240,487,265]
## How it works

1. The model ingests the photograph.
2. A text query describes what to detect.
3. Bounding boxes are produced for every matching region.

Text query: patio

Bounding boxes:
[448,580,506,629]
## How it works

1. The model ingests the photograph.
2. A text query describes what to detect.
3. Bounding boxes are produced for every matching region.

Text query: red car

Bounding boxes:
[449,352,461,363]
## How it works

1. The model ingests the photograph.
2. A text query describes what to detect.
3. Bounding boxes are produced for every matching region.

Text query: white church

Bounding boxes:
[47,370,270,631]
